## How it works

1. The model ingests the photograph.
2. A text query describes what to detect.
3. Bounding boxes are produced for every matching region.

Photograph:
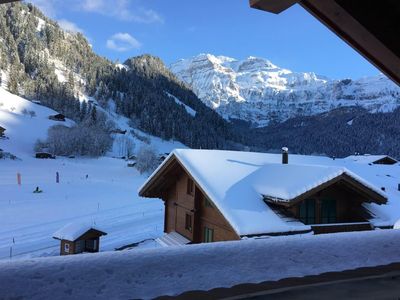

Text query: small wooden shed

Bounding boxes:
[0,126,5,137]
[53,223,107,255]
[49,113,66,122]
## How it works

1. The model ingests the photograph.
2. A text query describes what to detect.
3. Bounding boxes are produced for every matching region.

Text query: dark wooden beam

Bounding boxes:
[0,0,21,3]
[249,0,400,86]
[299,0,400,86]
[249,0,299,14]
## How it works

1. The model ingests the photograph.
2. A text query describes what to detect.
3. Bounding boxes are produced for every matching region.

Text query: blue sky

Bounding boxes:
[29,0,380,79]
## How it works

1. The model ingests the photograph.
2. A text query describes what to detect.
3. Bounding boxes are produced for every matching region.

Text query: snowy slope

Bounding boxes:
[1,230,400,299]
[171,54,400,126]
[0,87,74,158]
[0,157,164,260]
[0,88,185,261]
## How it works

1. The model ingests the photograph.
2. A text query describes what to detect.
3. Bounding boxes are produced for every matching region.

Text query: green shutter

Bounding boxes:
[321,199,336,223]
[203,227,214,243]
[299,199,316,225]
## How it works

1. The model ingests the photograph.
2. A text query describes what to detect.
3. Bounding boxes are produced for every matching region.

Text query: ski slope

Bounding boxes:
[0,157,164,260]
[0,87,182,260]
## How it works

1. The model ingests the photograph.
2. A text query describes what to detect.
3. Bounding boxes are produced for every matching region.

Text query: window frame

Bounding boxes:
[299,199,316,225]
[204,197,213,208]
[186,178,194,195]
[185,213,192,232]
[203,227,214,243]
[321,198,337,224]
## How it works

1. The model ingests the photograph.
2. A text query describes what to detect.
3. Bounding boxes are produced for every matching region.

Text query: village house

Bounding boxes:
[53,223,107,255]
[139,149,393,244]
[48,113,66,122]
[344,154,398,165]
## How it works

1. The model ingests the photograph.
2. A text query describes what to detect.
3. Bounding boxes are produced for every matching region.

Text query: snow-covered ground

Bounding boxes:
[1,229,400,299]
[0,157,164,260]
[0,87,186,260]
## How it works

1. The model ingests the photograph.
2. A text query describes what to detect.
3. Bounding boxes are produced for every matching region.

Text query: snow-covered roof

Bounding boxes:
[140,149,390,236]
[53,223,106,241]
[252,164,386,202]
[344,155,397,164]
[174,150,388,236]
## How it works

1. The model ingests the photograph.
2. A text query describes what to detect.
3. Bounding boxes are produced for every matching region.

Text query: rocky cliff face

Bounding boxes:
[171,54,400,127]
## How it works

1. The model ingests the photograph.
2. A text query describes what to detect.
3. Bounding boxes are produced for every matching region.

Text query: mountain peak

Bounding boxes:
[170,53,400,127]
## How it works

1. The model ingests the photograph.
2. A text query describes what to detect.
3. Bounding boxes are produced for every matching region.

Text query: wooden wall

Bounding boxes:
[60,240,74,255]
[293,181,370,224]
[163,171,239,243]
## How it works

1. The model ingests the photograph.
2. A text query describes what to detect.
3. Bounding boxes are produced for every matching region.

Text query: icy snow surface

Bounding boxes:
[1,230,400,299]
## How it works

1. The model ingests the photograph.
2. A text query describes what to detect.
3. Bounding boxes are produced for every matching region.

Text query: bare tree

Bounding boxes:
[136,146,158,174]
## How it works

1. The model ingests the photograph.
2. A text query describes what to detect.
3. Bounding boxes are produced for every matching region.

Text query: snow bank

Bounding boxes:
[1,230,400,299]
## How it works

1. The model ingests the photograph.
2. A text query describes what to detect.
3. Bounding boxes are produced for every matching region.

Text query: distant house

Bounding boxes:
[110,129,127,135]
[344,155,397,165]
[49,113,66,122]
[139,149,389,244]
[53,223,107,255]
[0,126,5,137]
[35,152,55,159]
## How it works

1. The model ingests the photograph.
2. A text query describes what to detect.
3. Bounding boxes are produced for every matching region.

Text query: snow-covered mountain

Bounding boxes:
[171,54,400,127]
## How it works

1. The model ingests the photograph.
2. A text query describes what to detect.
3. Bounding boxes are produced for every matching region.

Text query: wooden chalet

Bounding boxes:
[53,223,107,255]
[35,152,55,159]
[249,0,400,86]
[139,149,389,244]
[0,126,5,137]
[345,154,398,165]
[49,113,66,122]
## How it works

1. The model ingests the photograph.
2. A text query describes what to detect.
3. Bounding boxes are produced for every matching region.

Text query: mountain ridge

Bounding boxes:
[171,53,400,127]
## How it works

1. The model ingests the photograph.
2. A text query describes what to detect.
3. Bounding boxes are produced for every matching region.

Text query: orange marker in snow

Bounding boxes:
[17,173,21,186]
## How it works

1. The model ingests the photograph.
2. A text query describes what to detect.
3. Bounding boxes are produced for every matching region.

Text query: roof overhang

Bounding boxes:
[139,153,183,198]
[53,228,107,242]
[250,0,400,86]
[0,0,20,3]
[264,173,388,207]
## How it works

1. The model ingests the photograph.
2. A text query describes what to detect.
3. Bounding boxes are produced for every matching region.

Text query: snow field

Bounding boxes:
[1,229,400,299]
[0,157,164,260]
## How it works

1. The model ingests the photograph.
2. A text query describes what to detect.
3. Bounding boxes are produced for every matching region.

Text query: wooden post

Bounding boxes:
[56,172,60,183]
[17,173,21,186]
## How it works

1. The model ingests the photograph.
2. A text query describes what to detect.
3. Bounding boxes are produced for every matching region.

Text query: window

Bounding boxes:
[85,239,97,251]
[204,198,213,208]
[64,242,70,253]
[299,199,316,225]
[203,227,214,243]
[185,214,192,232]
[321,199,337,223]
[186,178,194,195]
[75,240,85,253]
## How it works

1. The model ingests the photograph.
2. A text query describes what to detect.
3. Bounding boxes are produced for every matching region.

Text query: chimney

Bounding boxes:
[282,147,289,164]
